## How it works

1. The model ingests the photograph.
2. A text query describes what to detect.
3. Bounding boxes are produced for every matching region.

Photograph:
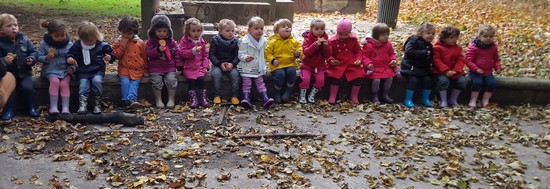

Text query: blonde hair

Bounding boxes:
[477,24,495,36]
[273,19,292,34]
[309,19,325,28]
[183,18,202,36]
[415,22,435,36]
[77,21,103,41]
[0,13,17,28]
[247,16,264,28]
[218,19,236,30]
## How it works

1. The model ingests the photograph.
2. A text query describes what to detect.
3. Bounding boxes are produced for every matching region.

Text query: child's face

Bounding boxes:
[378,32,390,43]
[248,23,264,40]
[120,31,134,40]
[219,25,235,39]
[421,29,435,42]
[0,20,19,39]
[50,31,67,42]
[478,31,495,44]
[189,24,202,40]
[155,28,169,39]
[278,24,292,39]
[311,23,325,38]
[82,38,97,46]
[337,31,350,40]
[442,35,459,46]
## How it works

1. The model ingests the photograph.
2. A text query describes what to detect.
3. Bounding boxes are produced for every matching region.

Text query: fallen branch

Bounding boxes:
[49,111,144,126]
[236,133,326,139]
[217,106,229,125]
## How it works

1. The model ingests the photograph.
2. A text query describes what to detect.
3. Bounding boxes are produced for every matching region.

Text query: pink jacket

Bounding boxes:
[361,37,397,79]
[177,36,209,79]
[301,31,330,71]
[326,34,365,81]
[465,42,501,76]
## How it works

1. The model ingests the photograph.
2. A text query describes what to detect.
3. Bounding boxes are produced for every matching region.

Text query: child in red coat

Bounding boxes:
[433,26,467,107]
[361,23,399,103]
[299,19,330,104]
[326,18,364,104]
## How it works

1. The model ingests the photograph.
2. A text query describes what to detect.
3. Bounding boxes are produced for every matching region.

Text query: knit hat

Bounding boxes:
[148,15,173,39]
[336,18,352,33]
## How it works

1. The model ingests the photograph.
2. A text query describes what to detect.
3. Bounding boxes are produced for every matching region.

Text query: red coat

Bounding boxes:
[326,34,364,81]
[361,37,397,79]
[432,40,466,79]
[301,31,330,71]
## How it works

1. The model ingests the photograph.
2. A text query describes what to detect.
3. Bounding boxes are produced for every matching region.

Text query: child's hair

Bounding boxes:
[247,16,264,28]
[183,18,202,36]
[477,24,495,36]
[118,16,139,34]
[0,13,17,28]
[415,22,435,36]
[372,23,390,40]
[218,19,236,30]
[77,21,103,41]
[40,19,66,34]
[273,19,292,34]
[439,26,460,40]
[309,19,325,28]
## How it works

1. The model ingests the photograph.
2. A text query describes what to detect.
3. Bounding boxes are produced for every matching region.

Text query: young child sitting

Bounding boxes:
[299,19,330,104]
[209,19,240,105]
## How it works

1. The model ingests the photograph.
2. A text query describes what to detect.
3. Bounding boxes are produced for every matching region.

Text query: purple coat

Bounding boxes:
[145,38,178,74]
[177,36,209,79]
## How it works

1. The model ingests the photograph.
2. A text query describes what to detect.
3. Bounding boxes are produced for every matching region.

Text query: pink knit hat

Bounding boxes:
[336,18,352,33]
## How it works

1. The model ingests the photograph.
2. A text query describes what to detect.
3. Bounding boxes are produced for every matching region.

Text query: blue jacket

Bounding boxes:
[68,40,115,80]
[400,35,434,76]
[38,38,74,79]
[0,32,37,78]
[209,34,240,67]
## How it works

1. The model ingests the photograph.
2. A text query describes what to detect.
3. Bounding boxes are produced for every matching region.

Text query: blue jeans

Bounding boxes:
[272,66,297,90]
[469,72,496,92]
[79,75,103,96]
[211,66,240,97]
[120,76,140,101]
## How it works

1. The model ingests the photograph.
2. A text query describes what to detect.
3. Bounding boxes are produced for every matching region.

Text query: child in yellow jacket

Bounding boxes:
[265,19,302,103]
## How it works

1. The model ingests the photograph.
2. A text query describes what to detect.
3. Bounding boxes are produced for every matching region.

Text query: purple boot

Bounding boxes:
[261,92,274,108]
[188,90,199,108]
[241,92,252,108]
[199,89,210,107]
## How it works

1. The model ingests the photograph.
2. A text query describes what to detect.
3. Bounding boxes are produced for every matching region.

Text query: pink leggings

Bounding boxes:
[299,68,324,89]
[49,76,71,97]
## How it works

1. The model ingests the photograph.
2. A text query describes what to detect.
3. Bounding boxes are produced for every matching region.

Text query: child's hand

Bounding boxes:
[67,57,78,67]
[245,55,254,62]
[366,64,373,70]
[202,68,208,73]
[272,59,280,66]
[354,60,362,66]
[476,69,484,74]
[396,72,403,80]
[329,59,340,66]
[66,68,74,75]
[225,63,233,71]
[159,45,166,52]
[445,70,456,77]
[195,46,202,53]
[4,54,15,65]
[26,58,34,65]
[317,37,327,46]
[292,48,300,57]
[45,52,54,60]
[389,60,397,66]
[103,54,112,62]
[495,68,502,74]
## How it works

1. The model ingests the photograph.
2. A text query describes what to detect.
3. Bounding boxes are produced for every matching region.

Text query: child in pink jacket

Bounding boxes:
[299,19,330,104]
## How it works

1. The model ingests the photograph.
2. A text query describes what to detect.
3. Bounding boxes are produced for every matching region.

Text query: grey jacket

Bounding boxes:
[237,34,267,78]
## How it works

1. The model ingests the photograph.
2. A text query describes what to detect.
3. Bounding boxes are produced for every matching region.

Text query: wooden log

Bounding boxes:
[236,133,326,139]
[49,112,144,126]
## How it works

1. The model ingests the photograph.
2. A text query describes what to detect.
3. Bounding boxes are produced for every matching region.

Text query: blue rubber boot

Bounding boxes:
[1,95,16,120]
[403,90,415,108]
[421,89,433,107]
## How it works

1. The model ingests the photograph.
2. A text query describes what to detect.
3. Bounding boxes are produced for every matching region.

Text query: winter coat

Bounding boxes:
[400,35,433,76]
[0,32,37,78]
[113,35,147,80]
[38,34,74,79]
[177,35,209,79]
[465,39,501,76]
[432,39,466,79]
[68,40,115,80]
[145,38,178,74]
[326,34,364,81]
[237,33,268,78]
[361,37,397,79]
[264,34,302,71]
[301,30,330,72]
[209,34,240,68]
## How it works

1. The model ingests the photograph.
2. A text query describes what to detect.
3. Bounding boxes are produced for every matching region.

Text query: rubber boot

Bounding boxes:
[281,84,294,103]
[49,95,60,114]
[421,89,433,107]
[449,89,461,107]
[153,90,164,108]
[481,91,493,107]
[28,94,39,117]
[77,94,88,114]
[308,88,319,103]
[188,90,198,108]
[1,95,15,120]
[439,91,448,108]
[199,89,210,107]
[273,87,281,103]
[298,89,307,104]
[166,89,176,108]
[328,85,339,105]
[468,91,479,108]
[371,79,380,103]
[241,92,252,108]
[92,95,102,114]
[61,96,70,114]
[350,86,361,104]
[403,90,415,108]
[261,92,274,108]
[381,79,394,103]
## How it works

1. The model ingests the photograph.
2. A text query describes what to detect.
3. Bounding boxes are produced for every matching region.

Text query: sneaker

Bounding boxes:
[129,100,141,108]
[231,97,240,105]
[213,96,222,104]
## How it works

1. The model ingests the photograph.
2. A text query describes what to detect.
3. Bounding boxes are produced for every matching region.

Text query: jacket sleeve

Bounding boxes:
[264,39,276,64]
[208,41,222,67]
[0,59,6,78]
[231,40,240,66]
[465,43,479,71]
[494,46,502,71]
[102,42,116,63]
[388,44,398,72]
[238,40,249,62]
[25,39,38,65]
[140,41,148,72]
[145,40,161,59]
[322,41,331,59]
[111,40,125,60]
[201,43,210,70]
[67,44,81,62]
[327,40,335,61]
[178,39,196,59]
[302,38,320,57]
[361,44,373,67]
[453,46,466,73]
[293,39,303,60]
[404,41,428,60]
[37,41,49,63]
[433,46,450,73]
[353,40,362,62]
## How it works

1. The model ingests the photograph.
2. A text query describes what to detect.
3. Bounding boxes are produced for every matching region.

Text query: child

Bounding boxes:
[112,16,147,108]
[433,26,467,108]
[265,19,302,103]
[68,21,115,114]
[38,19,74,114]
[145,15,179,108]
[237,16,274,108]
[326,18,364,105]
[361,23,399,104]
[177,18,210,108]
[209,19,240,105]
[466,24,502,108]
[299,19,330,104]
[400,23,436,108]
[0,13,38,120]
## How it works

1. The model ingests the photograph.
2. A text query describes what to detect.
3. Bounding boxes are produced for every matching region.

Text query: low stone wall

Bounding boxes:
[294,0,366,13]
[30,72,550,109]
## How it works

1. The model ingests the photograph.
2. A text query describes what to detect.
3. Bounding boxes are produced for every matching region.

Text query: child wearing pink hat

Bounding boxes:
[326,18,365,104]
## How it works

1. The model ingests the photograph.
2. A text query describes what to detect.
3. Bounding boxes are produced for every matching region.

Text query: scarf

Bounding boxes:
[246,33,267,75]
[215,34,235,47]
[473,37,494,49]
[43,33,70,49]
[81,41,96,65]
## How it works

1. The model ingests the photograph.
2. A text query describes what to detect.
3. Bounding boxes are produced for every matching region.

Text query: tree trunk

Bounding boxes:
[376,0,401,28]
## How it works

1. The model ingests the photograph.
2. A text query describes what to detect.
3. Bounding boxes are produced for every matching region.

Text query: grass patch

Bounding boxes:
[0,0,141,17]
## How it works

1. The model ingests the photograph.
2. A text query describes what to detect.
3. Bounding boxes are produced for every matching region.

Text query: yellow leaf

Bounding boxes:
[2,135,10,140]
[291,172,303,181]
[160,164,169,172]
[261,154,272,163]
